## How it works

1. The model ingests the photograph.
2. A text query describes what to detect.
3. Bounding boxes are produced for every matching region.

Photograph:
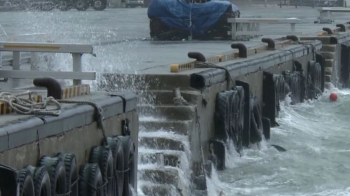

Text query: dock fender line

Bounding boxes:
[236,80,251,147]
[261,38,275,50]
[188,52,206,62]
[273,74,290,116]
[229,87,244,153]
[227,90,238,147]
[261,117,271,140]
[336,24,346,32]
[208,140,226,171]
[89,146,114,195]
[17,169,35,196]
[316,53,325,92]
[79,163,105,196]
[102,137,125,196]
[294,60,306,102]
[307,61,323,99]
[57,153,78,196]
[38,156,67,196]
[214,92,230,141]
[231,43,247,58]
[27,166,51,196]
[250,96,263,144]
[340,44,350,87]
[33,77,63,99]
[262,72,277,126]
[117,135,136,195]
[283,70,302,104]
[0,164,18,196]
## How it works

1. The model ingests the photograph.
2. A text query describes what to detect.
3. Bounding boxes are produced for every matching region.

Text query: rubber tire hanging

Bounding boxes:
[26,166,51,196]
[250,96,263,144]
[57,153,79,196]
[117,135,136,196]
[89,146,114,196]
[228,89,243,153]
[79,163,105,196]
[283,70,302,104]
[103,137,125,196]
[214,92,230,141]
[38,156,67,196]
[17,168,35,196]
[273,74,290,117]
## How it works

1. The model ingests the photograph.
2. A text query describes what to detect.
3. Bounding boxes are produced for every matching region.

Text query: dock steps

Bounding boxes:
[139,151,183,167]
[140,120,193,135]
[137,89,204,195]
[142,90,199,105]
[140,183,182,196]
[139,167,181,185]
[138,105,196,121]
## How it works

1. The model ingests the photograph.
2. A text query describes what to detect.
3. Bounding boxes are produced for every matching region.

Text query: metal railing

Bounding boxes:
[317,7,350,24]
[227,17,302,40]
[0,42,96,85]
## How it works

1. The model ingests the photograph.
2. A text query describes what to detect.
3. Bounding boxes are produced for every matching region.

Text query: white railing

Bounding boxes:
[227,17,302,40]
[0,42,96,85]
[318,7,350,24]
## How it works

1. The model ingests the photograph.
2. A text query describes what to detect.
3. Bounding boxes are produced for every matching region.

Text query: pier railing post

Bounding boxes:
[12,51,20,70]
[231,21,237,40]
[72,53,82,85]
[291,23,296,32]
[30,52,38,71]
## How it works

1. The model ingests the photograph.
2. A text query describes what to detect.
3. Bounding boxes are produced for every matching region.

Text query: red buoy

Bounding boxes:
[330,93,338,102]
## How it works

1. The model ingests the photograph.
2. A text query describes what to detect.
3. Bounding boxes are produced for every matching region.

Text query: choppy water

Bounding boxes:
[207,87,350,196]
[2,6,350,196]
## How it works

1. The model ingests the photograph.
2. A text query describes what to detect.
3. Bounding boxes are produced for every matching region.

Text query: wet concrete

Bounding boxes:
[1,5,349,74]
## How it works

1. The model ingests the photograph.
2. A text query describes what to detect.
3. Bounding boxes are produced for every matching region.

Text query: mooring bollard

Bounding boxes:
[156,152,165,169]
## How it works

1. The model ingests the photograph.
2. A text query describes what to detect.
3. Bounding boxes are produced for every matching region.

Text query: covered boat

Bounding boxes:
[148,0,239,40]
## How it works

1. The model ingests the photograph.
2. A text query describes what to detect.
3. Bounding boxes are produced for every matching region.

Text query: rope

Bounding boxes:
[55,99,107,140]
[0,91,61,116]
[0,91,107,142]
[194,62,235,87]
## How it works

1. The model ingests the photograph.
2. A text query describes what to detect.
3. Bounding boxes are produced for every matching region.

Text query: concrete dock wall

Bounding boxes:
[107,22,350,195]
[0,90,139,191]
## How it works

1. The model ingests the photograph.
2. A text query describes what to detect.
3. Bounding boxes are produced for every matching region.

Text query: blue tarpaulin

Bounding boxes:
[148,0,236,36]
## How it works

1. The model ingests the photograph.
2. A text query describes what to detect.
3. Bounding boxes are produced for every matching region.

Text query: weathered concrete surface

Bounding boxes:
[0,91,139,188]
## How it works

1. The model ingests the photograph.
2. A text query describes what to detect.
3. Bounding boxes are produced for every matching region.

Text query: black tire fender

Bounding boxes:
[103,137,125,196]
[250,96,263,144]
[75,0,88,11]
[38,156,67,196]
[17,168,35,196]
[214,92,230,141]
[92,0,107,10]
[26,166,51,196]
[228,90,242,152]
[57,153,78,196]
[116,135,136,196]
[89,146,114,196]
[79,163,104,196]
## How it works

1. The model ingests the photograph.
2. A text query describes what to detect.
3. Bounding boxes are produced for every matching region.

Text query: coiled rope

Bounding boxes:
[0,91,61,116]
[0,91,107,141]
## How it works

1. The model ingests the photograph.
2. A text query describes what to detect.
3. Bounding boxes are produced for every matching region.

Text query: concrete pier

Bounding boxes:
[106,22,350,195]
